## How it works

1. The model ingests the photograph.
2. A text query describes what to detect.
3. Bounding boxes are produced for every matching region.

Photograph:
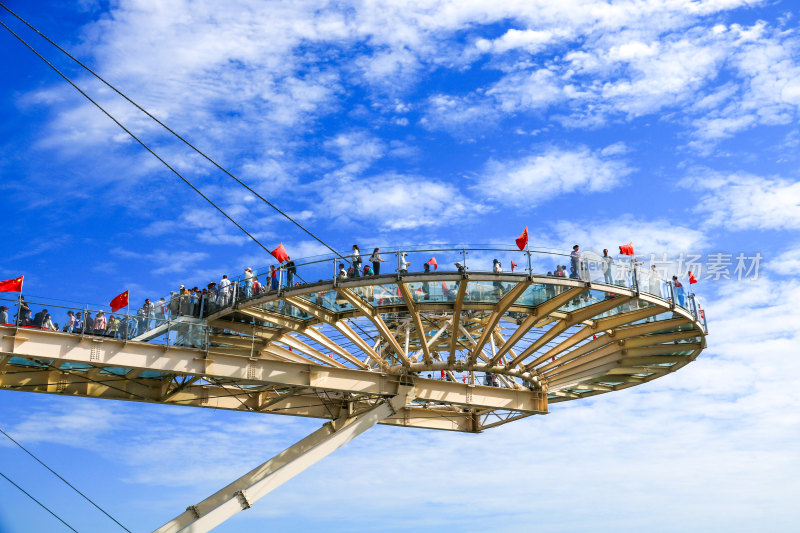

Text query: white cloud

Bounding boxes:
[767,245,800,276]
[324,131,386,172]
[478,28,565,54]
[320,172,476,230]
[682,171,800,230]
[421,94,499,133]
[539,215,709,257]
[689,23,800,146]
[111,246,209,276]
[477,145,633,206]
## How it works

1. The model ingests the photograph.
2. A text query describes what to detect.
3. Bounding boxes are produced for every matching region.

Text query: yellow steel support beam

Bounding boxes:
[396,282,432,365]
[448,280,469,363]
[469,281,531,365]
[336,288,409,366]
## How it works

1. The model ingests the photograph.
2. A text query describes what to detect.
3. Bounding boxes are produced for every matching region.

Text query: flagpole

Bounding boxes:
[16,276,24,328]
[126,290,130,338]
[526,243,532,277]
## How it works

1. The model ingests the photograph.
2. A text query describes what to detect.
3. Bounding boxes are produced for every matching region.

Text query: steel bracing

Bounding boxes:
[0,272,706,531]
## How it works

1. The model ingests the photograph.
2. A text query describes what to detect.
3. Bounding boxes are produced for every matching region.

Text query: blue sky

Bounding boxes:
[1,0,799,531]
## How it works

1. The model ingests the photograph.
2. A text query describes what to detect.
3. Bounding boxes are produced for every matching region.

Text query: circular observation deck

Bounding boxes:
[207,247,707,407]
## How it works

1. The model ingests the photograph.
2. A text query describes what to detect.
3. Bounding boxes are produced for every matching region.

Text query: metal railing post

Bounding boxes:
[668,281,675,309]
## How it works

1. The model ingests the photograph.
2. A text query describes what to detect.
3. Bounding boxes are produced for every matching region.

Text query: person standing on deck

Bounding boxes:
[244,267,254,297]
[370,248,385,275]
[570,245,581,279]
[285,257,296,287]
[351,245,362,277]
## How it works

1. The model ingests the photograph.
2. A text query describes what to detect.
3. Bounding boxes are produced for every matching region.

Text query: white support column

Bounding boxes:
[154,386,414,533]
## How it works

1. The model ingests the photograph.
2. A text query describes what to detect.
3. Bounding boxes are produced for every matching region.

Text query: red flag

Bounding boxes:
[0,276,23,292]
[688,271,698,284]
[619,242,634,256]
[511,261,518,272]
[270,243,289,263]
[110,290,129,312]
[515,227,529,250]
[427,257,438,270]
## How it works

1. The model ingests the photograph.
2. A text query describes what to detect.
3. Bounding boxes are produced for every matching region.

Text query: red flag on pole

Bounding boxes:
[0,276,23,292]
[688,271,698,284]
[110,290,129,312]
[511,261,518,272]
[270,243,289,263]
[619,242,635,256]
[427,257,438,270]
[515,227,529,250]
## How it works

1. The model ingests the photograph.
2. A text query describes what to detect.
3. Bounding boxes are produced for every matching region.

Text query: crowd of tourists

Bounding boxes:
[0,244,690,338]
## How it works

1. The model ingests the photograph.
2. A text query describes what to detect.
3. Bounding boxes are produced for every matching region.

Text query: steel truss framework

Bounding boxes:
[0,272,706,531]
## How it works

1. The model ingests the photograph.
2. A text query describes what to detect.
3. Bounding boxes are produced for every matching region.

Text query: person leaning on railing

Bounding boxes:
[672,276,686,307]
[0,306,9,325]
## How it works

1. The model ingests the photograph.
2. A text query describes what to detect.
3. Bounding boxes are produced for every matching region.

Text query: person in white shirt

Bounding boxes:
[648,264,662,297]
[399,253,410,274]
[601,248,614,284]
[219,275,231,306]
[351,245,362,277]
[244,267,254,297]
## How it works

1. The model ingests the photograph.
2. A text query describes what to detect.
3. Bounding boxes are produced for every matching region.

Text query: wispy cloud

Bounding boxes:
[681,170,800,230]
[476,145,633,206]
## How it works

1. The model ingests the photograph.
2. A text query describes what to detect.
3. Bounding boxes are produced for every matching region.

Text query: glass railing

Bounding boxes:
[0,296,211,350]
[0,247,707,353]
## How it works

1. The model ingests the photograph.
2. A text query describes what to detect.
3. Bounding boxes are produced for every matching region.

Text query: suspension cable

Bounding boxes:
[0,471,80,532]
[0,427,132,532]
[0,17,272,256]
[0,3,345,261]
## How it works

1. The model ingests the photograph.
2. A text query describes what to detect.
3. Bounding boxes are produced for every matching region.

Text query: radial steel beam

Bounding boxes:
[448,280,469,362]
[274,334,348,368]
[336,288,409,366]
[396,282,432,365]
[468,281,530,365]
[535,313,685,364]
[514,296,633,370]
[491,286,586,364]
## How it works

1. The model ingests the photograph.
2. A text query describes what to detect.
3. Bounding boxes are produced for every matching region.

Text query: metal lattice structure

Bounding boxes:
[0,269,706,532]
